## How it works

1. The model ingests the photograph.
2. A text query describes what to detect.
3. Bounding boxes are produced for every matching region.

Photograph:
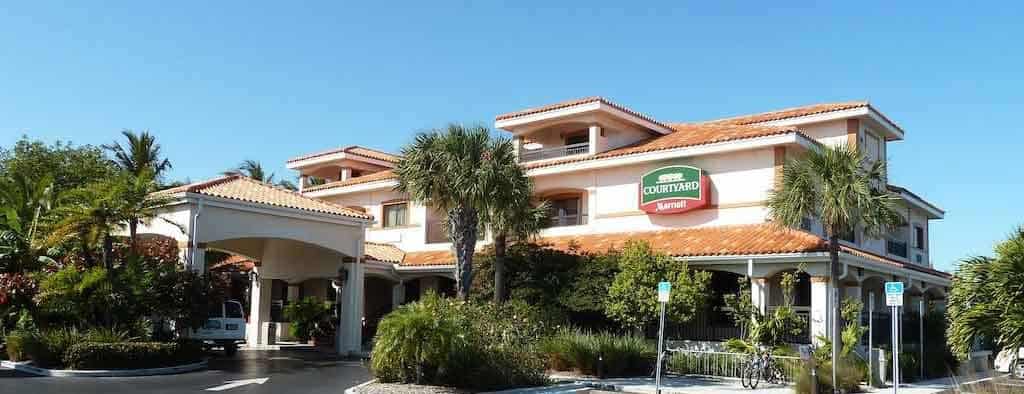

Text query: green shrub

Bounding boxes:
[63,340,204,370]
[5,330,32,361]
[370,293,548,391]
[26,327,86,368]
[283,297,332,341]
[540,328,655,377]
[84,326,133,343]
[793,357,865,394]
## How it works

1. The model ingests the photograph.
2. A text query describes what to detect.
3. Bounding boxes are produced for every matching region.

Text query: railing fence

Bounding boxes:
[664,349,803,382]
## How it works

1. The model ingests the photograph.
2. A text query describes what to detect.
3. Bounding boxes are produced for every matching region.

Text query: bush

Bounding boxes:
[540,328,655,377]
[793,357,865,394]
[371,293,548,391]
[283,297,332,341]
[5,330,31,361]
[26,327,86,368]
[63,340,204,370]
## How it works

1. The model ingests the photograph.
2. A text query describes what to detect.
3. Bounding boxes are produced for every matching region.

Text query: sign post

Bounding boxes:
[885,282,904,394]
[655,281,671,394]
[868,292,874,386]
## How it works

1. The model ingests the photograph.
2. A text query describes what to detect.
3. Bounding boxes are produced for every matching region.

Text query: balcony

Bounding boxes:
[520,142,589,162]
[886,239,908,258]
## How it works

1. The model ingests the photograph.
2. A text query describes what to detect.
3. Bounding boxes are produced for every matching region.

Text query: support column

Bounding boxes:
[420,276,439,294]
[287,284,301,302]
[588,125,601,155]
[299,175,308,192]
[190,247,207,272]
[810,276,830,344]
[339,258,365,355]
[247,276,273,346]
[750,277,769,315]
[512,136,522,160]
[586,188,597,226]
[340,168,352,182]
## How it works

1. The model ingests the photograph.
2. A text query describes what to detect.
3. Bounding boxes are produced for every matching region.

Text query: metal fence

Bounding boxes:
[664,349,804,382]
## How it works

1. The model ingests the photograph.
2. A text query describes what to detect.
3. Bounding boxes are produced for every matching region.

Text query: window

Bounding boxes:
[224,301,244,318]
[914,225,925,250]
[547,196,583,227]
[383,202,408,228]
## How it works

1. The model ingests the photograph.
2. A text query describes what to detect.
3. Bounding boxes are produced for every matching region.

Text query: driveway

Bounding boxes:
[0,348,371,394]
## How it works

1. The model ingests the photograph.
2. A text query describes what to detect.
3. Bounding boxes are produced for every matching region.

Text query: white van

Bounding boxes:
[191,300,246,356]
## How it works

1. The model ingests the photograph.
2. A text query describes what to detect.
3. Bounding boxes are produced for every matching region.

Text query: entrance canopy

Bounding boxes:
[143,175,372,279]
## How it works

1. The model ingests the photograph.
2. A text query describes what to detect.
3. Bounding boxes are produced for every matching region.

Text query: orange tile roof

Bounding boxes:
[495,96,674,131]
[287,145,400,164]
[302,170,397,193]
[525,123,803,169]
[702,101,869,126]
[388,223,950,278]
[159,175,372,220]
[364,242,405,264]
[210,255,257,272]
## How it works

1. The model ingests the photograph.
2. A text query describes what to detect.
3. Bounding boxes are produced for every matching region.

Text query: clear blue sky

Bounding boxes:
[2,2,1021,272]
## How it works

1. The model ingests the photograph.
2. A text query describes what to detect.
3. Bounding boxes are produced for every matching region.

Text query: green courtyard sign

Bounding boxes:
[638,165,710,214]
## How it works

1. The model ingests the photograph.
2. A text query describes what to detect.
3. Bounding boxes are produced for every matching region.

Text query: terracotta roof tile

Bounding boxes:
[702,101,869,126]
[389,224,950,279]
[524,124,803,169]
[159,175,372,220]
[210,255,257,272]
[495,96,673,131]
[364,242,405,264]
[288,145,399,164]
[302,170,397,193]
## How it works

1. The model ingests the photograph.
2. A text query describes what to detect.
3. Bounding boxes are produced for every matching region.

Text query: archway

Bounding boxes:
[670,269,745,341]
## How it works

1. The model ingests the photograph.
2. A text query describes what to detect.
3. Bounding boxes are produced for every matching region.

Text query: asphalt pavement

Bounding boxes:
[0,348,371,394]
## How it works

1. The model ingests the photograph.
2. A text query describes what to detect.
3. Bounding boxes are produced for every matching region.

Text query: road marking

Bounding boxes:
[205,378,269,391]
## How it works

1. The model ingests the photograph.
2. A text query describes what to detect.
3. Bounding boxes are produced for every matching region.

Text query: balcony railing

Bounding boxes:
[886,239,909,258]
[519,142,589,162]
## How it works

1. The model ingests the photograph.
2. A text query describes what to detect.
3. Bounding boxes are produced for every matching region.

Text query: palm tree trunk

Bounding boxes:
[129,219,138,255]
[102,233,114,271]
[448,206,478,300]
[493,233,507,303]
[828,232,841,393]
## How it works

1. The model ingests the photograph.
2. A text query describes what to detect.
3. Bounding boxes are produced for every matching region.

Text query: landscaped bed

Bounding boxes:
[5,327,205,371]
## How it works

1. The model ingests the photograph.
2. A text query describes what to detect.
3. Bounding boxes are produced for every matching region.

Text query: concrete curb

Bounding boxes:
[344,379,377,394]
[0,359,208,377]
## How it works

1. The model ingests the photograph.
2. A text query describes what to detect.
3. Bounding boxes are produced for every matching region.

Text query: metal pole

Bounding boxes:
[832,286,839,394]
[892,305,899,394]
[869,292,874,385]
[655,301,666,394]
[919,299,924,379]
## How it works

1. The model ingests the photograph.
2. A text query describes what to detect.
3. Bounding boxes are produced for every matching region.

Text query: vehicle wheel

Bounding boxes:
[224,342,238,357]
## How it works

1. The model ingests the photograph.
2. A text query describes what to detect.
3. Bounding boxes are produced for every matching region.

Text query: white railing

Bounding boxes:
[664,349,803,382]
[519,142,589,162]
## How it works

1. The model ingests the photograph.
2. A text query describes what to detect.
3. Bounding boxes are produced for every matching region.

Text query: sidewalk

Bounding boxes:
[491,374,960,394]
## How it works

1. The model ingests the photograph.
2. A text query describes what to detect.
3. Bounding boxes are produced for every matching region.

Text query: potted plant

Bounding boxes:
[282,297,332,344]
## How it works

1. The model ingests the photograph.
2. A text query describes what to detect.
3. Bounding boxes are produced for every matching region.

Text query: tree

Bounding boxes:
[480,138,548,302]
[0,137,116,196]
[225,159,297,190]
[115,171,178,253]
[0,173,59,273]
[604,240,710,331]
[767,143,901,389]
[948,227,1024,360]
[103,129,173,180]
[47,179,127,269]
[724,271,807,354]
[395,124,514,299]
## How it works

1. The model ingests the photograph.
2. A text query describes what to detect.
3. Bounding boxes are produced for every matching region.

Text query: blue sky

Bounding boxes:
[2,2,1022,272]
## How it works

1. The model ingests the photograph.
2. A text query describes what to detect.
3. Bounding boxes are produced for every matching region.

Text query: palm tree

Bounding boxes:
[767,144,901,390]
[117,171,178,253]
[0,173,59,273]
[395,124,511,300]
[480,137,548,302]
[947,227,1024,362]
[48,180,124,269]
[225,160,297,191]
[103,130,173,179]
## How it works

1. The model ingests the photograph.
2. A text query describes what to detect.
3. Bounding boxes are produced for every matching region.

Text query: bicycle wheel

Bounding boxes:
[740,362,751,388]
[747,362,761,389]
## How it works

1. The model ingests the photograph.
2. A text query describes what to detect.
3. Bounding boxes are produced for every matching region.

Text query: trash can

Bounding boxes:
[266,322,277,345]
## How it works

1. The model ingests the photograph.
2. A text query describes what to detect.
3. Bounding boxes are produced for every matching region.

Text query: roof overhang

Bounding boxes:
[495,99,675,136]
[753,106,905,141]
[889,185,945,219]
[286,151,395,171]
[302,178,399,198]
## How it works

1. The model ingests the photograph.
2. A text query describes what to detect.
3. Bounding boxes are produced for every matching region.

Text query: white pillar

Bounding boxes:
[247,276,273,345]
[512,136,522,160]
[299,175,308,192]
[339,258,365,355]
[287,284,301,302]
[810,276,830,344]
[190,247,206,272]
[340,168,352,182]
[586,188,597,225]
[750,277,769,315]
[392,281,405,309]
[588,125,600,155]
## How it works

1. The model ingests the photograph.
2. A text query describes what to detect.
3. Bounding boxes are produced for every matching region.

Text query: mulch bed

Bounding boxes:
[355,383,471,394]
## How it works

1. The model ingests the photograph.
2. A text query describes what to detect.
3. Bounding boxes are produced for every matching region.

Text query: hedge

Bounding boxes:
[63,340,204,370]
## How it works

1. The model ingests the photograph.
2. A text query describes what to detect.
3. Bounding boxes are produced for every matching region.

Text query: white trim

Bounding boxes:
[286,151,394,170]
[302,179,399,197]
[677,251,950,286]
[894,190,944,219]
[0,359,208,377]
[527,132,812,177]
[752,106,904,141]
[187,193,369,227]
[494,100,673,135]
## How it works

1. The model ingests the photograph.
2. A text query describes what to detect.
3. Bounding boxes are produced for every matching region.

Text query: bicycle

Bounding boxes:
[741,349,786,389]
